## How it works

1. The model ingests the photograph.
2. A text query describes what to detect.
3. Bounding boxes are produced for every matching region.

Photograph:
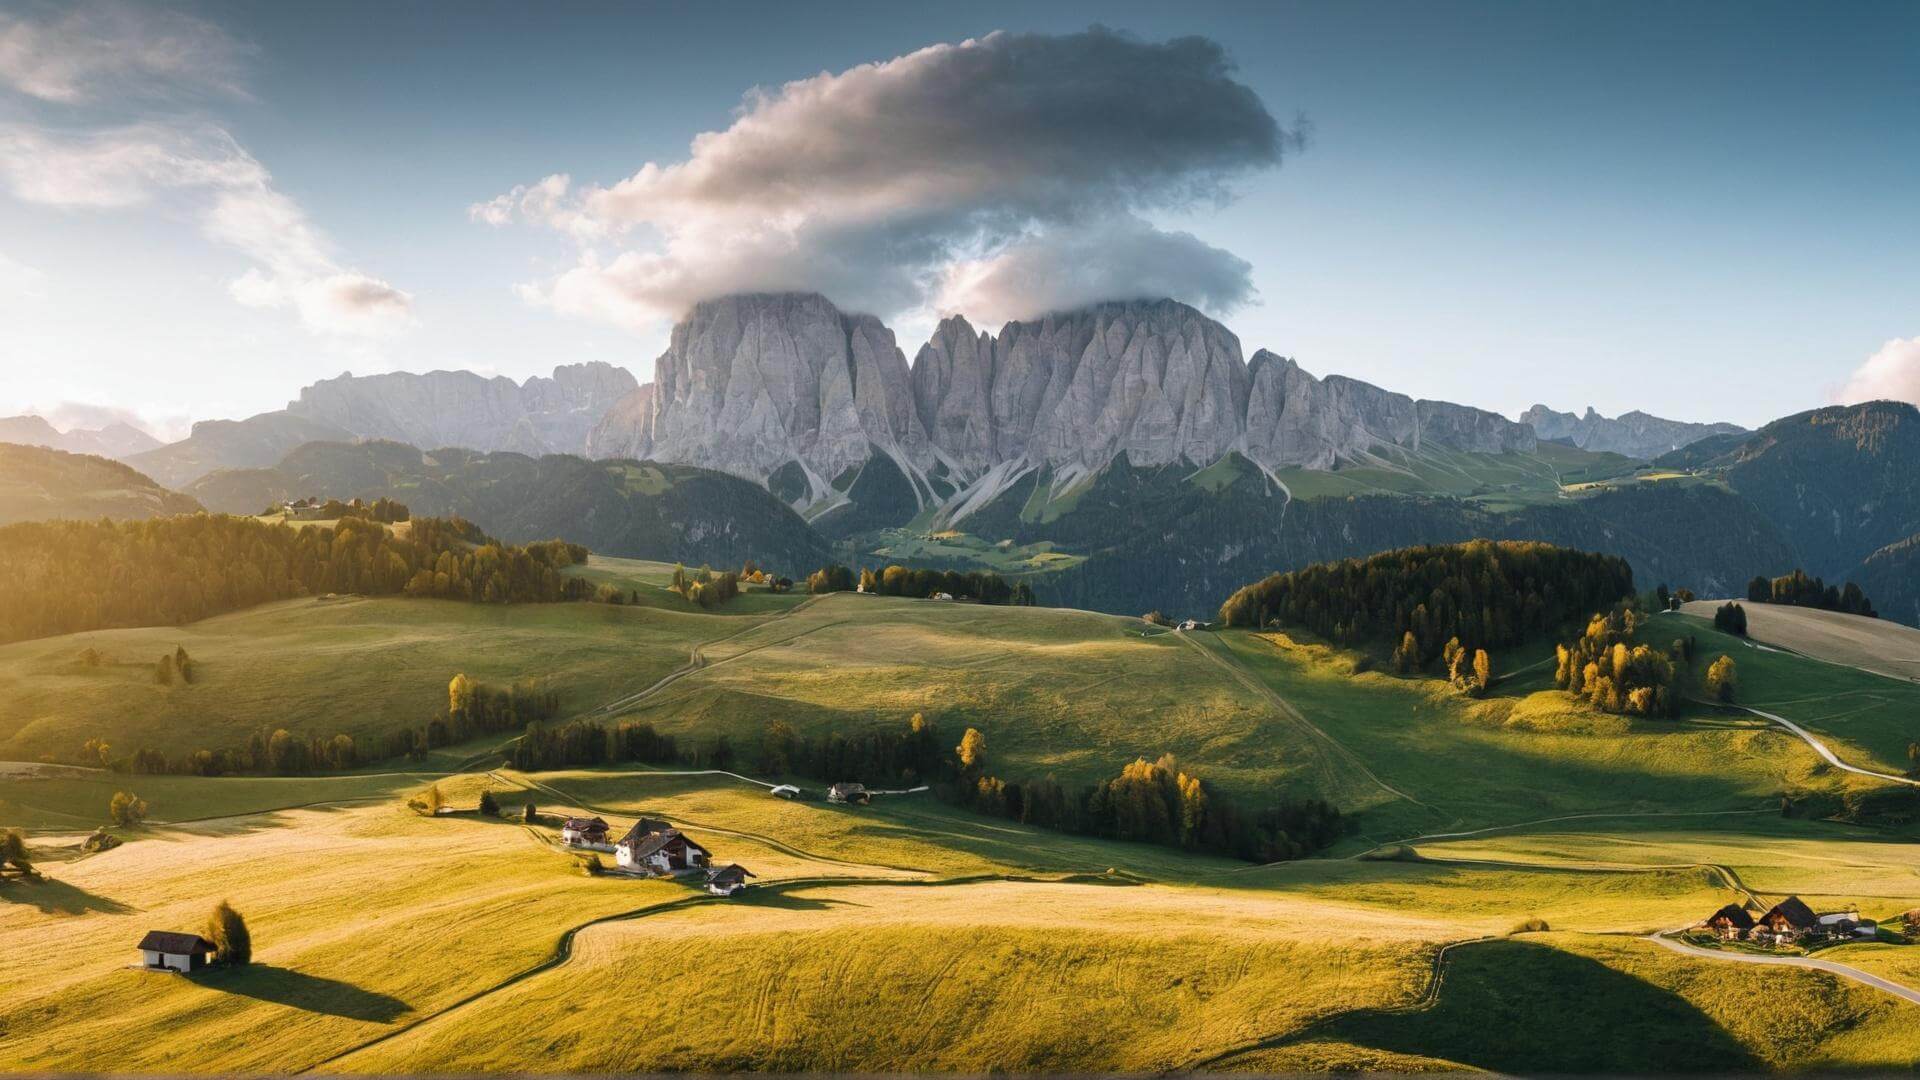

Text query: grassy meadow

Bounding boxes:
[6,582,1920,1071]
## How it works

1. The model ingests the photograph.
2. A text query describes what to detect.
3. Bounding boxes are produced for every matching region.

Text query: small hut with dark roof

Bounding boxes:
[137,931,214,972]
[705,864,756,897]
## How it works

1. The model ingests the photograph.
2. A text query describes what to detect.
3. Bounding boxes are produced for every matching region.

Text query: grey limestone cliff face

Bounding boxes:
[610,293,1542,512]
[910,298,1250,474]
[1520,404,1745,460]
[287,362,637,456]
[614,293,928,498]
[1242,351,1534,468]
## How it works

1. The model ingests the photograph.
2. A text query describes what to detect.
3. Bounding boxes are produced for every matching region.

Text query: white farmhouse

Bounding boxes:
[137,930,214,972]
[614,819,712,876]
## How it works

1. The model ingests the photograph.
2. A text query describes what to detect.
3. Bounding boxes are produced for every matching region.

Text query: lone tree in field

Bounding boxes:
[204,900,252,967]
[1907,741,1919,777]
[1706,655,1739,703]
[1,828,30,875]
[422,783,445,815]
[523,800,539,823]
[956,727,987,776]
[478,789,500,817]
[108,790,147,827]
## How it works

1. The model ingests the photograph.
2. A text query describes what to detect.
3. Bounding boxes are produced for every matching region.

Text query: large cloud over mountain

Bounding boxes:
[478,27,1299,328]
[1837,336,1920,409]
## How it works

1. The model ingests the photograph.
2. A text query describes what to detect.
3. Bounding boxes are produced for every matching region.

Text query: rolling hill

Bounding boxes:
[0,444,201,525]
[184,440,833,573]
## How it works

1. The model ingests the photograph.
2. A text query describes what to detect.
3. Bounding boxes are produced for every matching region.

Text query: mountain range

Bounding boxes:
[0,414,162,459]
[6,289,1913,624]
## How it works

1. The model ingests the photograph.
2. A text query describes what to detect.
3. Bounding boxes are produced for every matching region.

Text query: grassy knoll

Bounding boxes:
[1211,629,1837,841]
[1653,610,1920,777]
[0,595,752,763]
[1227,932,1920,1073]
[1677,599,1920,683]
[603,593,1385,813]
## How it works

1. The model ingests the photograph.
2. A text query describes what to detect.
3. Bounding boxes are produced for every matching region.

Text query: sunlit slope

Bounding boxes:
[1678,599,1920,683]
[0,595,745,762]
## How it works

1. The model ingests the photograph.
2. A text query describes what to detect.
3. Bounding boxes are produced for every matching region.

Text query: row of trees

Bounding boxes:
[1219,541,1635,673]
[806,564,1037,605]
[952,749,1344,862]
[1714,601,1749,636]
[1747,570,1877,618]
[669,564,742,608]
[0,513,593,644]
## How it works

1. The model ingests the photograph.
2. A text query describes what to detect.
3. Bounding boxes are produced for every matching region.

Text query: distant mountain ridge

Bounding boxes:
[0,414,162,459]
[590,293,1537,524]
[124,363,638,489]
[1520,404,1745,460]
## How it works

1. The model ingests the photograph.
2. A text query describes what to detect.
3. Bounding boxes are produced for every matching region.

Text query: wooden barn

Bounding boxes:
[1701,903,1756,941]
[1753,896,1819,944]
[560,816,610,847]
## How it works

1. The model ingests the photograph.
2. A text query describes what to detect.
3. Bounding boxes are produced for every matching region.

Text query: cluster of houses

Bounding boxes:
[1698,896,1878,946]
[559,815,754,897]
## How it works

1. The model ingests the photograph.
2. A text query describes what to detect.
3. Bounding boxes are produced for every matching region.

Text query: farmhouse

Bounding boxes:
[1701,903,1756,941]
[614,820,711,876]
[827,782,870,805]
[137,930,213,972]
[705,864,755,897]
[560,816,610,846]
[1178,619,1210,631]
[281,498,326,521]
[1753,896,1820,944]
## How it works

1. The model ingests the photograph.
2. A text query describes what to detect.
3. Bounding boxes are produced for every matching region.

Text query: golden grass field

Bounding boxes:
[5,593,1920,1071]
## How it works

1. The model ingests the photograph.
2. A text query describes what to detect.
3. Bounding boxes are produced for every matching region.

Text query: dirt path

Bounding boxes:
[1647,932,1920,1007]
[1181,631,1436,814]
[1722,702,1920,789]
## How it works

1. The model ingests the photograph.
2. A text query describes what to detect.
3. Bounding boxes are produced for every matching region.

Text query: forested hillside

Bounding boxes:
[1007,458,1793,618]
[186,440,833,573]
[1219,541,1634,669]
[0,514,589,644]
[0,444,202,525]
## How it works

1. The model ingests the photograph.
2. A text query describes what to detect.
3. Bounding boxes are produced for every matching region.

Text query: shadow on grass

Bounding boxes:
[742,890,863,912]
[192,965,410,1022]
[1296,939,1762,1073]
[0,875,133,915]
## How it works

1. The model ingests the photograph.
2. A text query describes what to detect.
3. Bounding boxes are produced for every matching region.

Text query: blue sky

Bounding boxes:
[1,0,1916,437]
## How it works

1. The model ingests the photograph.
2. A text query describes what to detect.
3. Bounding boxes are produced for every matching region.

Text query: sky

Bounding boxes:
[1,0,1916,440]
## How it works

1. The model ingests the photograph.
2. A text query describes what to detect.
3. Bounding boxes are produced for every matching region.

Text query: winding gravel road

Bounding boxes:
[1647,933,1920,1007]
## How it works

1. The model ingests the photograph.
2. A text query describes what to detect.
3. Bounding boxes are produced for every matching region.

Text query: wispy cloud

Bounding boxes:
[0,3,408,338]
[0,1,249,104]
[0,123,411,335]
[480,27,1298,328]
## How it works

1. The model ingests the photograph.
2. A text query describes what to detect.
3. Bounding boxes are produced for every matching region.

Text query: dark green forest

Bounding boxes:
[1217,540,1635,668]
[0,513,591,644]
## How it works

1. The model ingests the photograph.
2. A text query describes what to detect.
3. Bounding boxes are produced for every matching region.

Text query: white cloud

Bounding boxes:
[0,248,44,299]
[1837,337,1920,408]
[0,123,411,336]
[484,27,1297,329]
[0,1,248,104]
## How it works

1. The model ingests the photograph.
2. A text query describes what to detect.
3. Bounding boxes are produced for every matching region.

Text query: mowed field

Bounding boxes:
[1679,598,1920,684]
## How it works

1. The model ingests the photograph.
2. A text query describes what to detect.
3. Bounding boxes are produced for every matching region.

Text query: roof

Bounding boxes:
[1705,903,1755,929]
[562,816,609,831]
[830,782,866,794]
[621,827,711,860]
[615,818,673,846]
[1761,896,1819,929]
[138,931,214,954]
[707,864,756,885]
